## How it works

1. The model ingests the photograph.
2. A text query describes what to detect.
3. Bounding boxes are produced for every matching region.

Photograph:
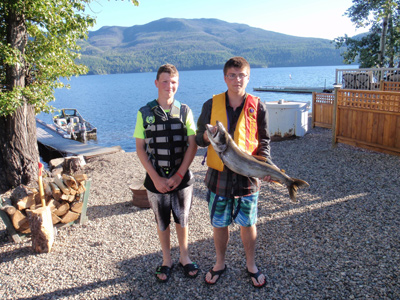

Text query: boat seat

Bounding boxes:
[69,117,79,124]
[57,118,67,127]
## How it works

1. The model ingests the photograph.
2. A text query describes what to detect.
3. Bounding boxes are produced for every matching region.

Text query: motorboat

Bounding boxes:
[52,109,97,141]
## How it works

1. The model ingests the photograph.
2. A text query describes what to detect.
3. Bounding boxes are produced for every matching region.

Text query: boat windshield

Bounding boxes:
[61,109,80,118]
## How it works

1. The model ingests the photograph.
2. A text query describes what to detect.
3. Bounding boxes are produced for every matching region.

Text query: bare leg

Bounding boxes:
[241,225,265,287]
[156,225,172,281]
[175,224,198,276]
[205,226,229,284]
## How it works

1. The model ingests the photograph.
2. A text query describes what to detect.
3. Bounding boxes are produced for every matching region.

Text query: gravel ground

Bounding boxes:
[1,125,399,300]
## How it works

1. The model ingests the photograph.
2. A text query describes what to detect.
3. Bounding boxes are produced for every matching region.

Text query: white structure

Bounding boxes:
[265,100,310,139]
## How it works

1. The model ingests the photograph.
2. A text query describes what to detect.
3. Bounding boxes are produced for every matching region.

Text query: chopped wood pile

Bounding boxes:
[0,156,89,235]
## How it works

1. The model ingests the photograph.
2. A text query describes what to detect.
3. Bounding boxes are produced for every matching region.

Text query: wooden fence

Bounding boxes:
[334,89,400,156]
[312,92,335,128]
[381,81,400,92]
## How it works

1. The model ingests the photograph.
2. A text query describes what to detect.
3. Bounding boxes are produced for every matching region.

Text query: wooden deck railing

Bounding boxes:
[334,89,400,156]
[312,92,334,128]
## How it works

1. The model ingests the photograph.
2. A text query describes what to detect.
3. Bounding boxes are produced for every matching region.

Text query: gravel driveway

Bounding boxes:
[1,126,399,299]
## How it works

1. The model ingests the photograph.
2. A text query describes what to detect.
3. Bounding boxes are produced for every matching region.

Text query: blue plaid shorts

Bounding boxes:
[206,190,259,227]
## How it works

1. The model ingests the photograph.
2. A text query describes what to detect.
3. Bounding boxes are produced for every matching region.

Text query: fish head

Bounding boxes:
[206,121,228,153]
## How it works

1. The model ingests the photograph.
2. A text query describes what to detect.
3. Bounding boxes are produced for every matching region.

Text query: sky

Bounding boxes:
[85,0,366,40]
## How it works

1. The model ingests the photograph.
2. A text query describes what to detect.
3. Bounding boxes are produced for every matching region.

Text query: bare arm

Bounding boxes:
[195,99,212,147]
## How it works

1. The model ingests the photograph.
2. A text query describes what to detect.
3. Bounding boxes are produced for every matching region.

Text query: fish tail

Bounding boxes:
[288,178,310,202]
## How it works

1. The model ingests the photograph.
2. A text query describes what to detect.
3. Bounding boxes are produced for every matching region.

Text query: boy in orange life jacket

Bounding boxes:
[134,64,199,282]
[195,57,272,288]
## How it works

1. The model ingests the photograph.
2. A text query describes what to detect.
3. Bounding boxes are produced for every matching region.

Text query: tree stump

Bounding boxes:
[28,206,54,253]
[63,156,86,174]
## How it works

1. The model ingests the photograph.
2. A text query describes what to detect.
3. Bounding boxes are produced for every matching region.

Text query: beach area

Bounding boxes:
[1,125,399,299]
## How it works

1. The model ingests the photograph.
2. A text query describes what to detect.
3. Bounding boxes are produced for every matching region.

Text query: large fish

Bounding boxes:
[206,121,309,202]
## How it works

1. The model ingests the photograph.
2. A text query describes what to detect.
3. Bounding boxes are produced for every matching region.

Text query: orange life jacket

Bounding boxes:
[207,92,259,171]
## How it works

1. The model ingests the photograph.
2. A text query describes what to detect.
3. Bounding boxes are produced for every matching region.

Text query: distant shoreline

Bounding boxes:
[83,63,357,76]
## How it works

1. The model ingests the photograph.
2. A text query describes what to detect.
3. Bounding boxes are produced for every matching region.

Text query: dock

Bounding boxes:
[36,119,122,158]
[253,86,333,94]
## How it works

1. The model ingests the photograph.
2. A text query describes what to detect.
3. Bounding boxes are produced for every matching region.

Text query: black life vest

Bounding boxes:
[139,99,188,178]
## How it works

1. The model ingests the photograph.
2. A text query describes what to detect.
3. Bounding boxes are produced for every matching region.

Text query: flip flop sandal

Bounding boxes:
[204,265,227,285]
[179,262,200,278]
[155,265,173,283]
[247,269,266,288]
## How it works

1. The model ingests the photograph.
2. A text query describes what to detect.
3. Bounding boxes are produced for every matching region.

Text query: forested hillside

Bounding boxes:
[78,18,346,75]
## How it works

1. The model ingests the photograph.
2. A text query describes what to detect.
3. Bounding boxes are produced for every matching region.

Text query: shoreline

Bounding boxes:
[1,126,399,299]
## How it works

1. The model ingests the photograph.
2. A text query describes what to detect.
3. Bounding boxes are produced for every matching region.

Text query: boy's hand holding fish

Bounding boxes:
[205,121,309,202]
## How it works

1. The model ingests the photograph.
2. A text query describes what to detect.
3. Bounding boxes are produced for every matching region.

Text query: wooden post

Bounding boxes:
[312,92,316,128]
[332,84,342,147]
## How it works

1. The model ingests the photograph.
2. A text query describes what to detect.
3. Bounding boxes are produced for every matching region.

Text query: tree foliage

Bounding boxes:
[0,0,138,192]
[334,0,400,68]
[0,0,95,117]
[0,0,139,117]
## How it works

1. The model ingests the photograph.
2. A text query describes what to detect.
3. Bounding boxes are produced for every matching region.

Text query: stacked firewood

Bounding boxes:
[0,156,88,234]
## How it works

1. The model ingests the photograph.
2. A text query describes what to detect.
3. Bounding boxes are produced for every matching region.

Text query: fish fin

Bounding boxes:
[288,178,310,202]
[292,178,310,188]
[252,155,267,162]
[271,180,283,186]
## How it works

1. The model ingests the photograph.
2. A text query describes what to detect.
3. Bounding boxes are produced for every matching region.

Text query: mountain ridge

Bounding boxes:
[78,18,347,75]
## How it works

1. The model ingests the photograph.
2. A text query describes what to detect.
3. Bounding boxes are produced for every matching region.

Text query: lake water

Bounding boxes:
[37,65,358,152]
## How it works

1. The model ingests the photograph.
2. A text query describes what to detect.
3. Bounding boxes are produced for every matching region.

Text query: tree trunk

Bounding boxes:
[387,17,394,68]
[378,14,390,67]
[0,8,38,193]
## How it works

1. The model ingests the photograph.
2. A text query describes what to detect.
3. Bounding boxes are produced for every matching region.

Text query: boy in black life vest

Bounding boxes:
[134,64,199,282]
[196,57,272,288]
